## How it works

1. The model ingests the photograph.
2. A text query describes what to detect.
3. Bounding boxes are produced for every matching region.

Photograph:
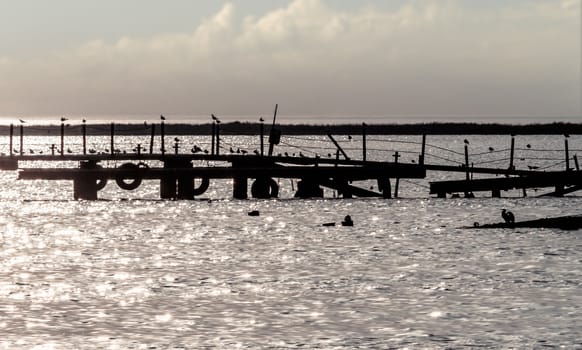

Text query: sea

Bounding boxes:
[0,130,581,349]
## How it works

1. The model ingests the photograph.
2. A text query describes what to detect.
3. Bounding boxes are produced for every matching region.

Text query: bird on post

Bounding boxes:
[19,119,26,123]
[259,117,264,122]
[160,115,166,121]
[464,139,469,145]
[61,117,68,122]
[501,209,515,225]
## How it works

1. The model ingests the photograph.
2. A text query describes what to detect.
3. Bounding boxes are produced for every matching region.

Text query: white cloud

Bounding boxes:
[0,0,579,117]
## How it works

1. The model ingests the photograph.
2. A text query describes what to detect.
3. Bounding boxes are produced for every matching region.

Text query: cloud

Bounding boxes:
[0,0,579,118]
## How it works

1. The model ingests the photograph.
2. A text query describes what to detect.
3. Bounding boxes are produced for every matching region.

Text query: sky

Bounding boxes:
[0,0,579,121]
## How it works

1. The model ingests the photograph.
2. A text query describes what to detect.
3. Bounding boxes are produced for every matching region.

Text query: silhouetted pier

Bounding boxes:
[1,113,580,200]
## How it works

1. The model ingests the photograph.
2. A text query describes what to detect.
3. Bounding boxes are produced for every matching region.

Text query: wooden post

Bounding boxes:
[110,122,115,155]
[211,122,215,155]
[216,124,220,155]
[565,138,570,171]
[574,154,580,171]
[393,151,400,198]
[82,121,87,155]
[149,124,156,154]
[327,133,350,160]
[60,122,65,156]
[160,121,165,155]
[420,134,426,165]
[19,124,23,155]
[362,123,367,162]
[174,140,180,155]
[9,124,13,156]
[464,144,470,181]
[50,144,56,156]
[136,144,142,156]
[233,177,248,199]
[260,122,264,156]
[509,136,515,170]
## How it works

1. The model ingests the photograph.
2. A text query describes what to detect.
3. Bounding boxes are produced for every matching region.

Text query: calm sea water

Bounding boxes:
[0,134,581,349]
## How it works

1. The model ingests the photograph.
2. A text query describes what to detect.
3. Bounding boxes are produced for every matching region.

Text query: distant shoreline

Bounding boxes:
[3,121,582,136]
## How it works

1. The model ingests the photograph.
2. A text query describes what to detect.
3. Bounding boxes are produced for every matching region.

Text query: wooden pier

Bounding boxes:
[1,115,580,200]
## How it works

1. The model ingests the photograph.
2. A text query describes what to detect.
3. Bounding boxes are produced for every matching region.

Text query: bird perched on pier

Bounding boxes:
[526,144,531,149]
[565,134,570,138]
[253,149,260,155]
[259,117,264,122]
[464,139,469,145]
[501,209,515,225]
[174,137,180,142]
[160,115,166,121]
[19,119,26,123]
[61,117,68,122]
[488,147,494,152]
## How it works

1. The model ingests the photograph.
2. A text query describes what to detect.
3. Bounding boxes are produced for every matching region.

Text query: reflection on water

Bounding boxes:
[0,135,580,348]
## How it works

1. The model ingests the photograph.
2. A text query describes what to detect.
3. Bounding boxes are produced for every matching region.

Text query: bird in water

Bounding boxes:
[501,209,515,225]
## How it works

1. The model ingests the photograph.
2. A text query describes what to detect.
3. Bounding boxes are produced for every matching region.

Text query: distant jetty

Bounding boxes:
[1,121,582,136]
[468,214,582,230]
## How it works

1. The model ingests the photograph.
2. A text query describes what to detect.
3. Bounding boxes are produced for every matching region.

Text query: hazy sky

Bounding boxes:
[0,0,579,119]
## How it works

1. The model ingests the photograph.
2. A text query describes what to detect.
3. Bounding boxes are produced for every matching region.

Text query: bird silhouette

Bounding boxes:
[501,209,515,224]
[464,139,469,144]
[253,150,260,155]
[526,144,531,149]
[348,135,352,140]
[19,119,26,123]
[230,147,235,153]
[565,134,570,138]
[160,115,166,121]
[82,119,86,123]
[60,117,68,122]
[174,137,180,142]
[488,147,494,152]
[528,165,539,170]
[211,114,218,121]
[259,117,264,122]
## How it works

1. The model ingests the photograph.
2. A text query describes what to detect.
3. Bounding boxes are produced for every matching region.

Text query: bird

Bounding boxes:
[211,114,218,121]
[488,147,494,152]
[341,215,354,227]
[230,147,235,153]
[253,150,260,155]
[174,137,180,142]
[60,117,68,122]
[160,115,166,121]
[347,135,352,140]
[526,144,531,149]
[19,119,26,123]
[565,134,570,138]
[82,119,86,123]
[464,139,469,144]
[501,209,515,225]
[284,152,289,157]
[259,117,264,122]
